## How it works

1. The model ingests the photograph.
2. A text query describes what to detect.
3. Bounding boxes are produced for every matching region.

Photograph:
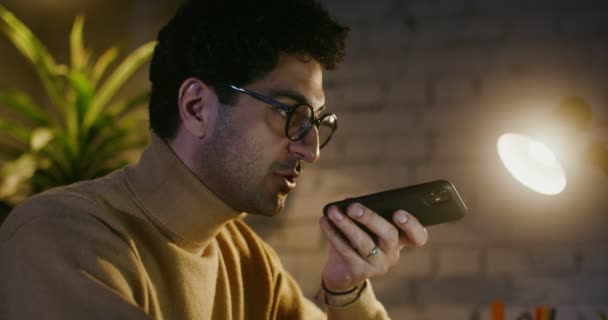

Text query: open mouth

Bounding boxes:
[275,173,297,192]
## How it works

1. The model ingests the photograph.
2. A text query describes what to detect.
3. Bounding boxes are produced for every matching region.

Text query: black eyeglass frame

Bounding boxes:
[222,84,337,148]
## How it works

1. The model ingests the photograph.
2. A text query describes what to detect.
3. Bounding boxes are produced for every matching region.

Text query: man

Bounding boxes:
[0,0,428,319]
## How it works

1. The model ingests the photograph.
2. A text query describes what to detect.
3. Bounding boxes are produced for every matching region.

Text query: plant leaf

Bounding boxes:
[91,46,119,87]
[0,89,50,126]
[31,168,58,193]
[107,91,150,119]
[0,5,55,68]
[66,69,94,122]
[70,15,88,71]
[0,118,31,145]
[30,127,54,152]
[0,4,67,112]
[82,125,129,162]
[0,153,37,200]
[0,7,151,204]
[63,69,97,160]
[38,140,71,183]
[84,41,156,131]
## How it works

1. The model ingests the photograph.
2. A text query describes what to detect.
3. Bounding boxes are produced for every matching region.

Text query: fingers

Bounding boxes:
[324,206,377,259]
[342,203,400,253]
[324,203,401,270]
[319,204,430,291]
[392,210,428,247]
[322,204,428,262]
[319,215,368,265]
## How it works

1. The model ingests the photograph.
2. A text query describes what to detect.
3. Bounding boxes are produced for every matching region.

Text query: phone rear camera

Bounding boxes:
[422,189,452,205]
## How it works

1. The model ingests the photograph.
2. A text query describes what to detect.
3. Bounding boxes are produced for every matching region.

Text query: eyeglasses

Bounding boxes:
[222,84,337,148]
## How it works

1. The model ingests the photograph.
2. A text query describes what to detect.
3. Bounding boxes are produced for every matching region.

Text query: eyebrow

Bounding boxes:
[267,88,326,114]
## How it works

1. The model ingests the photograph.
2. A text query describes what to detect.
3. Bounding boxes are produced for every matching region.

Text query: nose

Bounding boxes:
[287,125,320,163]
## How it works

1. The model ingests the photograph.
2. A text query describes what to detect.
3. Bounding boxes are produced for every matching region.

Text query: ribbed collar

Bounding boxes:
[124,131,244,251]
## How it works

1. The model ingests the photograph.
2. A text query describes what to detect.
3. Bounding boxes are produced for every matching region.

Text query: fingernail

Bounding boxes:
[396,211,408,224]
[329,209,344,221]
[350,205,364,217]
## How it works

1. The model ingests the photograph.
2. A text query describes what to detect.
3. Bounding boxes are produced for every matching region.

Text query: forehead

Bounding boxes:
[248,53,325,108]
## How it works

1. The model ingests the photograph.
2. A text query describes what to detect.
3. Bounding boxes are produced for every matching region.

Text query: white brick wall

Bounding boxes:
[437,249,481,276]
[512,276,608,305]
[582,247,608,274]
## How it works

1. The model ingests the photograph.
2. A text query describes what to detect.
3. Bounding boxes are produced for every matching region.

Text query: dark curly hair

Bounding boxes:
[148,0,349,139]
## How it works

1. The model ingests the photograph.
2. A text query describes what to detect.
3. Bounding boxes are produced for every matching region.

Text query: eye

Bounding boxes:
[274,107,289,118]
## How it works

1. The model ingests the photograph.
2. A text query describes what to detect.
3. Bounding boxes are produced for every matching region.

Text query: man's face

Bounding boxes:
[201,53,325,216]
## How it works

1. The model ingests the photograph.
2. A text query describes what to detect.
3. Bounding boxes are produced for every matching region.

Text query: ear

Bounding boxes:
[177,78,213,138]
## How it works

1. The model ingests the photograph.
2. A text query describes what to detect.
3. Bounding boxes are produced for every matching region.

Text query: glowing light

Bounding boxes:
[497,133,566,195]
[527,140,556,166]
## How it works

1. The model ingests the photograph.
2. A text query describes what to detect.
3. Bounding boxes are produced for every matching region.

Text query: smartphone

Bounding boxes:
[322,180,467,240]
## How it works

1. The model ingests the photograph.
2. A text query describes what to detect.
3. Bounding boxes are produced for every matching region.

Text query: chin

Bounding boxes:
[251,195,287,217]
[241,180,290,217]
[264,201,286,217]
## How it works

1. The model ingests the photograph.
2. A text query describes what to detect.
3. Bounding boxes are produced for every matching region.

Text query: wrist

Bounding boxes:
[321,279,368,307]
[321,279,359,296]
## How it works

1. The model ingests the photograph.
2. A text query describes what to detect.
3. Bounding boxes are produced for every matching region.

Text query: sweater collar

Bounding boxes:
[125,131,244,250]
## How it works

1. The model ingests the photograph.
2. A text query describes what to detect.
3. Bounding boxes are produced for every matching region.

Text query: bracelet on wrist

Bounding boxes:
[323,280,368,307]
[321,279,358,296]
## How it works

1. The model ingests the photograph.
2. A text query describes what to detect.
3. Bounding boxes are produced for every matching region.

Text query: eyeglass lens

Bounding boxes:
[287,105,336,147]
[317,115,337,148]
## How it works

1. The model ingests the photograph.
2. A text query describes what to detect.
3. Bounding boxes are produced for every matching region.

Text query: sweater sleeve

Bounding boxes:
[0,195,152,320]
[261,240,391,320]
[324,280,391,320]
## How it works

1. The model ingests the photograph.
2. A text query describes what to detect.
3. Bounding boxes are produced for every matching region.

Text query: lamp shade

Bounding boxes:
[497,133,567,195]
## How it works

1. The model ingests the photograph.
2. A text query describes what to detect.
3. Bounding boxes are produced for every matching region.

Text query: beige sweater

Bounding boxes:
[0,133,389,319]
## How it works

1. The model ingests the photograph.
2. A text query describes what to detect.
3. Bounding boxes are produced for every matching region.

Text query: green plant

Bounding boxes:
[0,5,156,205]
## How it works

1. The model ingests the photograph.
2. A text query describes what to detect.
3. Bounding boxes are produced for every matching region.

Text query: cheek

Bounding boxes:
[264,109,288,138]
[231,107,280,140]
[239,132,288,185]
[243,112,288,154]
[228,109,289,170]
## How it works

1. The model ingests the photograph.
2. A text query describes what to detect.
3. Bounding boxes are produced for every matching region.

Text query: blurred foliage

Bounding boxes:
[0,4,155,205]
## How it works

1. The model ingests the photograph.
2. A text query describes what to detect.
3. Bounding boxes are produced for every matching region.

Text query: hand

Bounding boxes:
[319,203,428,292]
